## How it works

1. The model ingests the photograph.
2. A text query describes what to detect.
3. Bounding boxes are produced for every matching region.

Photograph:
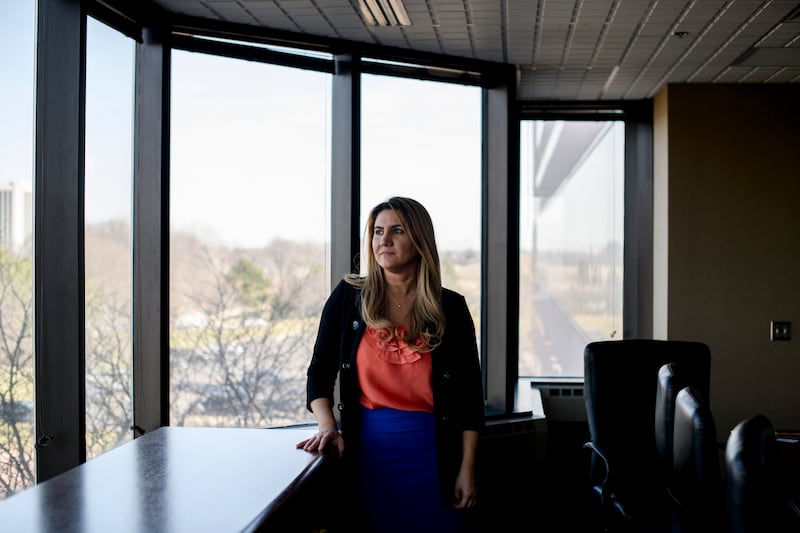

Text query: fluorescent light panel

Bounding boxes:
[359,0,411,27]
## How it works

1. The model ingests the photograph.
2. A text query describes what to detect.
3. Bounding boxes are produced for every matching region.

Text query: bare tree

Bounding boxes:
[84,284,133,459]
[171,242,323,428]
[0,231,327,499]
[83,220,135,459]
[0,250,34,499]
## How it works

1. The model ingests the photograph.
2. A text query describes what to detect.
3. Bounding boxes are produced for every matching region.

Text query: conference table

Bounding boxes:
[0,426,330,533]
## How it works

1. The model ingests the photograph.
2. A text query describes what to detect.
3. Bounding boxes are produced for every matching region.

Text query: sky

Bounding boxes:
[2,2,619,255]
[0,1,36,187]
[168,50,482,251]
[0,4,482,252]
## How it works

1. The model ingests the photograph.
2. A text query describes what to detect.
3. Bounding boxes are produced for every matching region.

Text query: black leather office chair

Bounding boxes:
[655,362,686,486]
[670,386,723,533]
[724,414,800,533]
[583,339,711,532]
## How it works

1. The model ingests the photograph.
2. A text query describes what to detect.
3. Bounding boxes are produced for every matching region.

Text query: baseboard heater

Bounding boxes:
[531,382,587,422]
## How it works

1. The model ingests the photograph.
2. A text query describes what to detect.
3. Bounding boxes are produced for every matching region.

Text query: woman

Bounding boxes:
[296,196,485,533]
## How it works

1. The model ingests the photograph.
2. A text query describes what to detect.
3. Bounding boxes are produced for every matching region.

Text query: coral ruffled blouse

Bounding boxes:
[357,326,434,412]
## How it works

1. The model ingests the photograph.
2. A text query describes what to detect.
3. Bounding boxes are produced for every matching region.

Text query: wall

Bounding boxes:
[653,84,800,436]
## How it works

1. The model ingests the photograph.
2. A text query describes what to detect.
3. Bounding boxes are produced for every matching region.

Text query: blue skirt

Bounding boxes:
[357,407,468,533]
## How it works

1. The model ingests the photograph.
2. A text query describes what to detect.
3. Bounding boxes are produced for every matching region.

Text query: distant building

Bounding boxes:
[0,180,33,251]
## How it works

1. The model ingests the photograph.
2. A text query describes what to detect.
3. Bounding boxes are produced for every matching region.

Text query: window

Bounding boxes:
[84,17,135,459]
[360,73,482,332]
[0,0,35,500]
[169,50,331,427]
[11,0,646,489]
[519,120,624,378]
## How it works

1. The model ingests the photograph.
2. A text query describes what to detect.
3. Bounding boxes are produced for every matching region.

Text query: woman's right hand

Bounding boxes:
[296,428,345,458]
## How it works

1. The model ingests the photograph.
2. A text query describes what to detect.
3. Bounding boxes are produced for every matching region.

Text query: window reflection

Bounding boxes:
[169,51,331,427]
[519,121,624,377]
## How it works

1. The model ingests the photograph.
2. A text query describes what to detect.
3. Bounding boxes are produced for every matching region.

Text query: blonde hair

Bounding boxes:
[345,197,445,351]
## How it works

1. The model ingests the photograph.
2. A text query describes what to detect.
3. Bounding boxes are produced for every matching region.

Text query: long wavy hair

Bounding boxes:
[345,197,445,351]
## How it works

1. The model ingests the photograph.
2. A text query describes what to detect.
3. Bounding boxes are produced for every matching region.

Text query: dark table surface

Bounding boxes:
[0,426,323,533]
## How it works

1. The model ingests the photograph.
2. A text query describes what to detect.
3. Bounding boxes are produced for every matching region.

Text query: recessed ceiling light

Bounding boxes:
[358,0,411,27]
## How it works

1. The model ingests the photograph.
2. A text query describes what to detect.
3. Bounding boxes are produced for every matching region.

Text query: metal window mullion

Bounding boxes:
[331,54,362,282]
[34,0,87,481]
[132,26,170,433]
[483,68,518,414]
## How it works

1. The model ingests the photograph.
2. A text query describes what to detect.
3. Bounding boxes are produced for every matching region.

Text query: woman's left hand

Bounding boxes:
[295,429,345,458]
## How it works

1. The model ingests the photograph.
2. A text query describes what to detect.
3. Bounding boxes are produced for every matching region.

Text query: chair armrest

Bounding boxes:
[584,441,612,501]
[584,441,633,521]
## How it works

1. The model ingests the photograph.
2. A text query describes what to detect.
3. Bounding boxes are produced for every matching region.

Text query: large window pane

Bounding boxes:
[84,17,135,459]
[360,74,482,332]
[170,50,331,428]
[0,0,35,500]
[519,121,624,377]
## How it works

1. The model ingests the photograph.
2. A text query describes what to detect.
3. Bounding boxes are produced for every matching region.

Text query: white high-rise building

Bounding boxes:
[0,180,33,251]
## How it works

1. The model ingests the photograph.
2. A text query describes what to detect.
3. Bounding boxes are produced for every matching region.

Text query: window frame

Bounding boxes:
[515,102,655,385]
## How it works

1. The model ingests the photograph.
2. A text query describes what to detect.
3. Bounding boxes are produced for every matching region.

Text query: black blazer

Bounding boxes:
[306,278,485,504]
